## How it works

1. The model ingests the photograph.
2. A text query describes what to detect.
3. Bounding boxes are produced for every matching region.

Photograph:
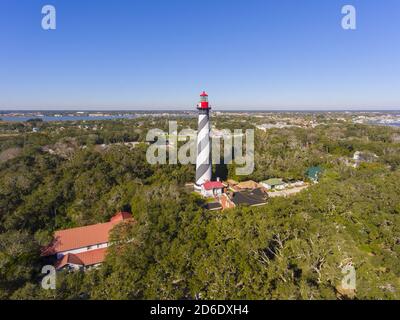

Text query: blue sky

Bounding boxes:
[0,0,399,110]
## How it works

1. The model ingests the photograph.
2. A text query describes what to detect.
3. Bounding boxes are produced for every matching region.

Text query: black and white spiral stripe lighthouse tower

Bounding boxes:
[195,91,212,189]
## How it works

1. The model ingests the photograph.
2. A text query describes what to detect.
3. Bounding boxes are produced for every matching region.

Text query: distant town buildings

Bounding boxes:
[352,113,400,126]
[256,123,298,131]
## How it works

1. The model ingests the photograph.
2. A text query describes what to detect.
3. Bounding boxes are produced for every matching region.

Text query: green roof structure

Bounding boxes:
[306,166,323,182]
[262,178,285,187]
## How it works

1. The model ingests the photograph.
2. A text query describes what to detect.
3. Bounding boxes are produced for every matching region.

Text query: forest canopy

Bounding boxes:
[0,115,399,300]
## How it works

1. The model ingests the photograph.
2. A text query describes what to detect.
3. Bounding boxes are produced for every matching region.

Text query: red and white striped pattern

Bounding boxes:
[196,110,212,186]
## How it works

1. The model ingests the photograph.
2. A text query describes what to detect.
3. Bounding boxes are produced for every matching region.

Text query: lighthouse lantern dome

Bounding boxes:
[198,91,210,109]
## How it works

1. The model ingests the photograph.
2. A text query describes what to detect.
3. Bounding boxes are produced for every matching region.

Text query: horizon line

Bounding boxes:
[1,108,400,112]
[0,106,400,112]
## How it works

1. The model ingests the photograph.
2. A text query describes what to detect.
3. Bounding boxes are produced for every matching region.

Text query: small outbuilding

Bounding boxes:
[261,178,286,190]
[235,180,261,190]
[231,188,268,207]
[205,202,223,211]
[306,166,323,183]
[201,180,225,198]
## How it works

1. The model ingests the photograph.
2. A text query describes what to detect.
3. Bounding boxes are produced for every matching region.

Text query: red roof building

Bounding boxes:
[42,212,133,270]
[55,248,107,270]
[203,181,224,190]
[201,180,225,198]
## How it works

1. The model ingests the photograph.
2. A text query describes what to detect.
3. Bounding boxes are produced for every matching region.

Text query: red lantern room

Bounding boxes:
[198,91,210,110]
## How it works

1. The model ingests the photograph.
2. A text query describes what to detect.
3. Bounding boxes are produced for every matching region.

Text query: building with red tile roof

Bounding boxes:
[201,180,225,198]
[42,212,133,270]
[203,180,224,190]
[55,248,107,270]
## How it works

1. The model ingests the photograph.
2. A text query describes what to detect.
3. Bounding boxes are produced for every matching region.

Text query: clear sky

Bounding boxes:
[1,0,399,110]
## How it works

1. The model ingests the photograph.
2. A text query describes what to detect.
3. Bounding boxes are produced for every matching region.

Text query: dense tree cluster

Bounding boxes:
[0,117,399,299]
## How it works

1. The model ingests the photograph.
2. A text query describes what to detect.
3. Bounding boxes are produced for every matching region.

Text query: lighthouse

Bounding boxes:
[195,91,212,188]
